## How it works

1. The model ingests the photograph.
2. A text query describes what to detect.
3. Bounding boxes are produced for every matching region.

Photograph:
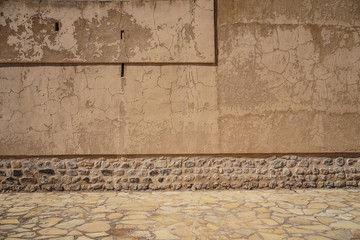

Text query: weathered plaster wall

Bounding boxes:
[0,0,215,63]
[0,65,219,154]
[217,0,360,153]
[0,0,360,155]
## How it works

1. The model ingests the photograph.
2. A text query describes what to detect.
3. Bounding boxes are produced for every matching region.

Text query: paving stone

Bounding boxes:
[68,230,82,236]
[260,232,285,240]
[76,237,93,240]
[38,228,68,235]
[131,230,152,238]
[8,232,36,238]
[77,221,111,232]
[154,229,180,239]
[40,218,63,228]
[308,203,328,209]
[86,232,108,237]
[330,221,360,229]
[0,219,19,224]
[0,225,18,231]
[56,219,85,229]
[1,190,360,239]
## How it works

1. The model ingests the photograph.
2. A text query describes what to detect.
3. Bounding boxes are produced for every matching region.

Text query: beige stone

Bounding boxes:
[308,203,328,209]
[86,232,108,237]
[120,219,155,225]
[131,231,152,238]
[122,214,149,220]
[305,236,332,240]
[154,230,180,240]
[107,213,124,220]
[40,218,63,228]
[7,207,33,213]
[271,216,285,224]
[303,209,325,215]
[248,233,262,240]
[38,228,67,235]
[261,229,285,234]
[0,219,19,224]
[287,228,312,234]
[0,225,18,230]
[261,219,279,226]
[206,223,220,230]
[317,217,337,225]
[77,221,111,233]
[76,237,93,240]
[260,233,285,240]
[8,232,36,238]
[330,221,360,229]
[328,202,348,207]
[68,230,82,236]
[55,219,85,229]
[298,224,331,231]
[92,207,113,213]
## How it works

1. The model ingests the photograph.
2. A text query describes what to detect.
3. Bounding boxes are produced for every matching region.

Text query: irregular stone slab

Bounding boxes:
[330,221,360,229]
[77,221,111,233]
[40,217,62,228]
[0,224,18,230]
[38,227,68,235]
[0,219,19,224]
[55,219,85,229]
[154,229,180,240]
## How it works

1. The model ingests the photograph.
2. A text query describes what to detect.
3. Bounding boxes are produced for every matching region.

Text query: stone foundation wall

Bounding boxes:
[0,155,359,192]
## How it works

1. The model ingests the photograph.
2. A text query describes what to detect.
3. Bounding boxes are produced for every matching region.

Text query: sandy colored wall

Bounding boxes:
[0,0,359,155]
[0,0,215,63]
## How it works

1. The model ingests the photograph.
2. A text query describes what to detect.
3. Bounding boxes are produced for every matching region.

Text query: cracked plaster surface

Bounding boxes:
[0,0,359,154]
[217,0,360,153]
[0,0,215,63]
[0,65,219,154]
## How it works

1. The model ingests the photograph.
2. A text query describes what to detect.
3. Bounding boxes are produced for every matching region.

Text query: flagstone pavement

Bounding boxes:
[1,189,360,240]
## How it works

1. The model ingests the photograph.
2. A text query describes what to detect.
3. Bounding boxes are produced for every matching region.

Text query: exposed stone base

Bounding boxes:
[0,155,359,192]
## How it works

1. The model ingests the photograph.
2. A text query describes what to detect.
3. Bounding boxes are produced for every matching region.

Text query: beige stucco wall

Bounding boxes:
[0,0,359,155]
[0,0,215,63]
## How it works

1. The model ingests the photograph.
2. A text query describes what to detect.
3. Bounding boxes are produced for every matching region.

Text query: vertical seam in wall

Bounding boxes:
[213,0,221,152]
[214,0,218,65]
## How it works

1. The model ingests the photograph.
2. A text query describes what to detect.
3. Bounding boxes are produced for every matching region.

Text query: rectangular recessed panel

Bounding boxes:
[0,0,122,63]
[121,0,215,63]
[0,0,215,64]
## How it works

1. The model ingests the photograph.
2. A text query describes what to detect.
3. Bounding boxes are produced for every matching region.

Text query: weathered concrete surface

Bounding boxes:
[0,0,215,63]
[0,0,360,155]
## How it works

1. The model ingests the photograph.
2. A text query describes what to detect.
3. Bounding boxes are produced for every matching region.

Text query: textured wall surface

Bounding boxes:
[0,0,215,63]
[217,0,360,153]
[0,0,360,155]
[1,155,359,192]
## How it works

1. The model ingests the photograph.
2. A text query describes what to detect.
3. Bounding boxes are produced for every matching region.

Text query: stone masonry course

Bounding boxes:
[0,156,359,192]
